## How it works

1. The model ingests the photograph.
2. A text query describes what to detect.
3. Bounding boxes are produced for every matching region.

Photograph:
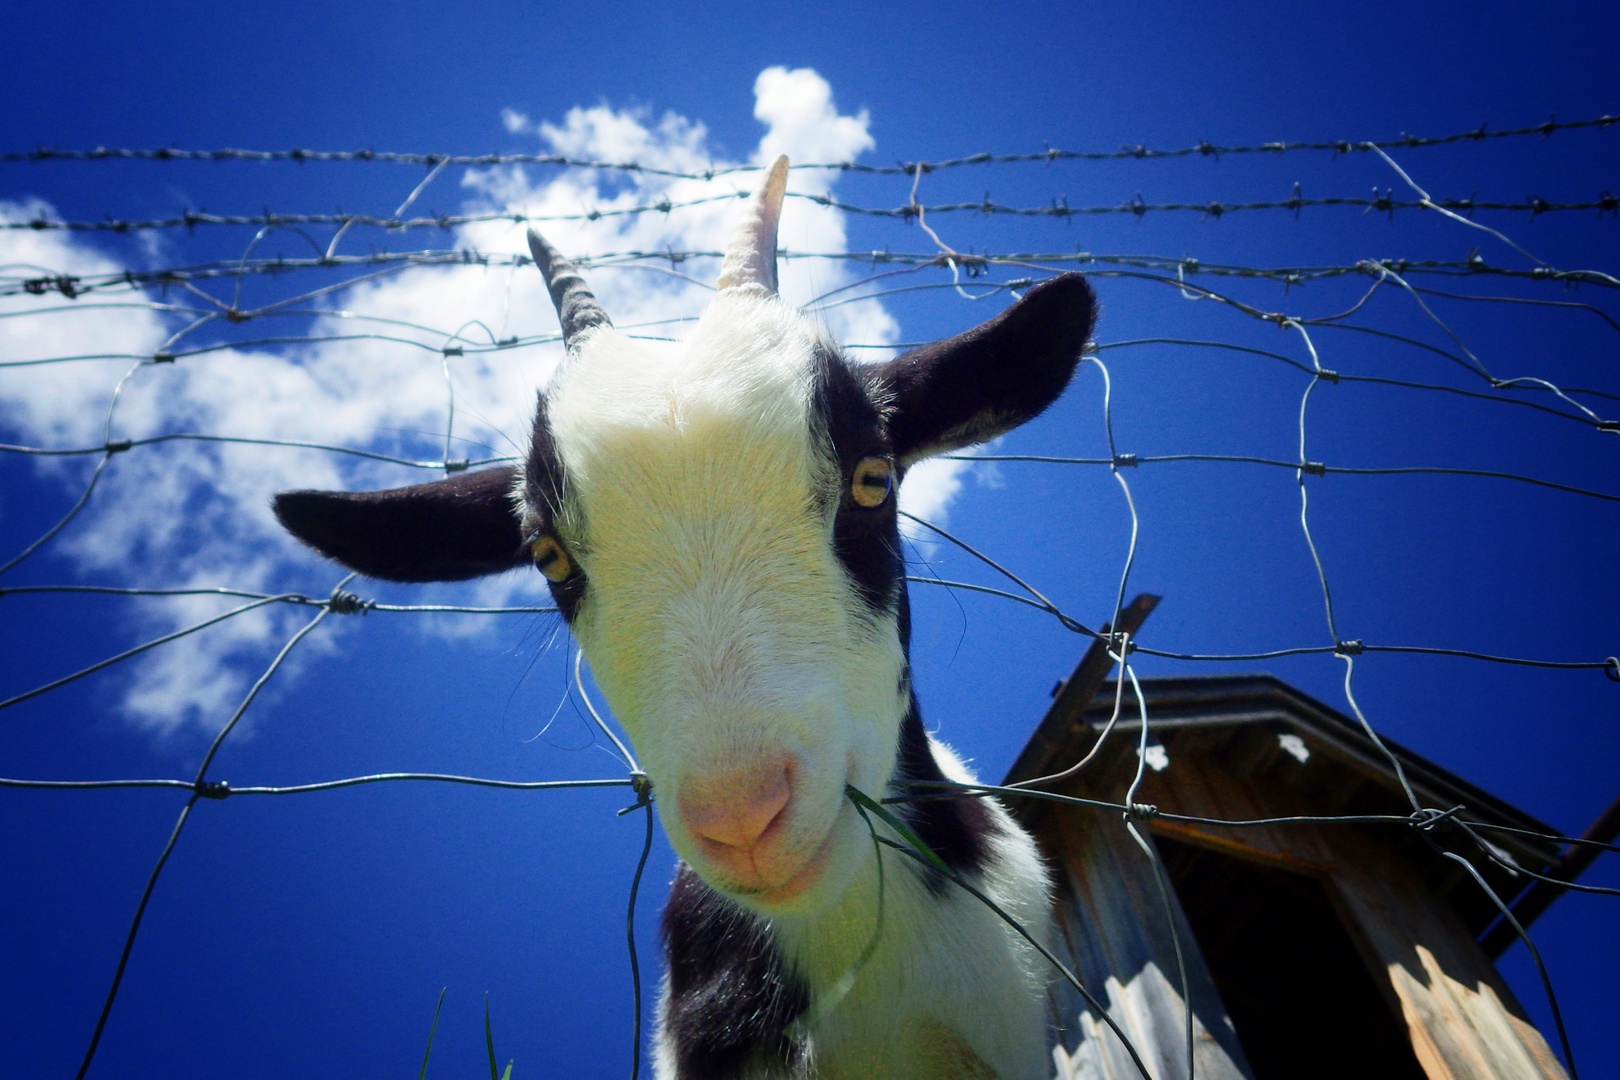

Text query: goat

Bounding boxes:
[273,156,1096,1079]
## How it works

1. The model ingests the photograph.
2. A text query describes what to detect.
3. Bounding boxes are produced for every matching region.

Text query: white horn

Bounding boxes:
[715,155,789,294]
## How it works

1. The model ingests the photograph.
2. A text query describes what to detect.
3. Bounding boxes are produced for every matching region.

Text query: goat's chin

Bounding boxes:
[736,827,842,912]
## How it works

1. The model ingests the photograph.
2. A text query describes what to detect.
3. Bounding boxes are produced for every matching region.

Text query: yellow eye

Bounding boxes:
[850,456,894,508]
[530,534,575,583]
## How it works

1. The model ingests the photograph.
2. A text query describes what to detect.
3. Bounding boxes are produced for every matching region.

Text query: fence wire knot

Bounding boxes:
[1605,656,1620,683]
[193,779,231,800]
[327,588,375,616]
[1126,802,1160,821]
[618,771,655,815]
[1409,805,1465,831]
[1334,639,1365,655]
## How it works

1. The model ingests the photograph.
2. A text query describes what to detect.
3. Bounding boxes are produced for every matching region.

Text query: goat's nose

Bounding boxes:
[679,762,792,852]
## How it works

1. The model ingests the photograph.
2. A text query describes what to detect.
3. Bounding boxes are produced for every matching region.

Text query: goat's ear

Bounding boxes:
[273,466,529,583]
[868,273,1095,465]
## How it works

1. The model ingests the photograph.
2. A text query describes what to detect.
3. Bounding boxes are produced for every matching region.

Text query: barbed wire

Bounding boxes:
[9,250,1616,307]
[6,186,1616,238]
[5,111,1615,172]
[2,119,1614,1080]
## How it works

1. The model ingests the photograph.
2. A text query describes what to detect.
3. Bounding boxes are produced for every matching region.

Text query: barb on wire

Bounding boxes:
[10,189,1618,237]
[1366,144,1547,266]
[10,111,1615,170]
[7,250,1617,301]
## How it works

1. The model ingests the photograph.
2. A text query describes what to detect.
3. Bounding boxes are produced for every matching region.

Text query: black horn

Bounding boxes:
[527,228,611,349]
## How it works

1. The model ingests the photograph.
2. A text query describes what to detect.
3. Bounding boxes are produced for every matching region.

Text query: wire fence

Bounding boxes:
[1,109,1616,1080]
[7,109,1614,168]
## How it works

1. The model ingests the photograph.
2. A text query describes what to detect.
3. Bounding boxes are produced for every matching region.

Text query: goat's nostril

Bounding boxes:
[680,764,792,852]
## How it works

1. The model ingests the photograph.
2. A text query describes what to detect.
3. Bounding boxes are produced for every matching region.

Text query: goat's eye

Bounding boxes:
[849,456,894,508]
[531,534,575,582]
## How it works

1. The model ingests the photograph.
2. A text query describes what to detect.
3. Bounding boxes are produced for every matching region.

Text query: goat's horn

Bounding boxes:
[527,229,612,349]
[716,155,789,295]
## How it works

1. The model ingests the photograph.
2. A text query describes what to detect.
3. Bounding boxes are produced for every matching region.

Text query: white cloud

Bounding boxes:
[898,449,1001,537]
[899,456,969,525]
[0,68,940,740]
[753,66,874,174]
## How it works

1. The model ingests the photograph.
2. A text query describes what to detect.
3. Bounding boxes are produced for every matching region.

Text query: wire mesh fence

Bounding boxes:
[1,110,1616,1079]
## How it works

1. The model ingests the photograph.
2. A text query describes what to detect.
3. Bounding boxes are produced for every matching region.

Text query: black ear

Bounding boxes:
[867,273,1095,464]
[273,466,529,583]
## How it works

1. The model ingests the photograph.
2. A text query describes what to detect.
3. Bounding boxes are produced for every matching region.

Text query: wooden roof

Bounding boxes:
[1001,669,1564,939]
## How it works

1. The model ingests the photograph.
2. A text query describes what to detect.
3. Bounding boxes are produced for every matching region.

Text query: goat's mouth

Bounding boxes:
[727,825,838,908]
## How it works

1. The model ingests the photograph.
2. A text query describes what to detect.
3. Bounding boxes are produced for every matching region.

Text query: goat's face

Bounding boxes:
[273,157,1094,918]
[534,289,906,912]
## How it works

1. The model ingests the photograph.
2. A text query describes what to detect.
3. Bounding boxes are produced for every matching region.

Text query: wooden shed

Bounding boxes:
[1001,608,1578,1080]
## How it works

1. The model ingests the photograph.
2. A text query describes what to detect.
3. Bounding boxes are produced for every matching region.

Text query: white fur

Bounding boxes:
[537,291,1053,1078]
[547,293,906,911]
[769,741,1055,1080]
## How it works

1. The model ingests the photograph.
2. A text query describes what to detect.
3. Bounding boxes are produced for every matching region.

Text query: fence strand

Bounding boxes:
[2,114,1614,1080]
[7,110,1614,170]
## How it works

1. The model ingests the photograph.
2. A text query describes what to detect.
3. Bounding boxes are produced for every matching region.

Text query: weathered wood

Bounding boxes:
[1034,806,1253,1080]
[1127,732,1570,1080]
[1009,670,1574,1077]
[1323,826,1569,1080]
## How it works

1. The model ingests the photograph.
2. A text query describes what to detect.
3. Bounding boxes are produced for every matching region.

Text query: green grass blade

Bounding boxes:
[845,785,950,873]
[484,992,498,1080]
[418,987,447,1080]
[790,794,891,1039]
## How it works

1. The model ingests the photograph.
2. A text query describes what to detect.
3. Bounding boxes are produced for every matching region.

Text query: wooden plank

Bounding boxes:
[1121,735,1569,1079]
[1015,677,1571,1077]
[1320,824,1570,1079]
[1044,808,1254,1080]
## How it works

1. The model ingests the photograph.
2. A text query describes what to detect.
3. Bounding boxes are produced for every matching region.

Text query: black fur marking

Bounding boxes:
[812,350,903,617]
[891,692,996,893]
[662,864,810,1078]
[524,394,586,621]
[273,466,527,583]
[863,273,1096,465]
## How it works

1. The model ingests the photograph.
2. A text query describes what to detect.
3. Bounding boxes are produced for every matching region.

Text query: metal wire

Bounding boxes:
[8,187,1615,237]
[2,119,1614,1080]
[8,109,1614,169]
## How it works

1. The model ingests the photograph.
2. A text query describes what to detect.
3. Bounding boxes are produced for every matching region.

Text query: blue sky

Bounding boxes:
[2,2,1616,1077]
